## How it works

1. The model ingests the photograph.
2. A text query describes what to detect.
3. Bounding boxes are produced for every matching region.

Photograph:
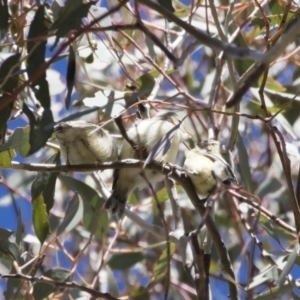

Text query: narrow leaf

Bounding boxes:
[33,268,70,299]
[258,214,294,244]
[108,252,144,270]
[0,228,13,242]
[157,0,175,13]
[0,239,21,262]
[0,53,21,143]
[0,148,15,168]
[59,175,108,238]
[50,0,96,49]
[31,153,60,213]
[278,245,298,286]
[22,103,54,156]
[0,126,30,157]
[106,265,119,297]
[144,122,181,167]
[65,46,76,109]
[296,165,300,212]
[15,208,23,246]
[151,243,175,283]
[0,0,9,41]
[236,133,254,192]
[32,194,50,244]
[56,193,83,236]
[27,5,50,109]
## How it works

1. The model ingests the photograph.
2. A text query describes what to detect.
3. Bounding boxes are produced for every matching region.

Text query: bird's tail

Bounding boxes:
[105,190,128,219]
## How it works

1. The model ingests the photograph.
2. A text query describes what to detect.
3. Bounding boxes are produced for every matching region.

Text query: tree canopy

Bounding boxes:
[0,0,300,299]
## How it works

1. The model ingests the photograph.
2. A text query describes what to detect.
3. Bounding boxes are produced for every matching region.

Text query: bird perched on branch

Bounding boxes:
[183,140,237,200]
[54,121,118,167]
[105,111,190,218]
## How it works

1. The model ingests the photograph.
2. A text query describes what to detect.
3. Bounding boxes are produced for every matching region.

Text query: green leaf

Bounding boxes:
[130,286,150,300]
[0,0,9,41]
[32,194,50,244]
[0,228,13,242]
[0,239,20,262]
[0,126,30,157]
[33,268,70,299]
[50,0,96,49]
[106,265,119,297]
[124,73,155,107]
[157,0,175,13]
[27,5,50,109]
[31,153,60,213]
[3,265,23,300]
[65,46,76,109]
[22,103,54,156]
[249,14,294,29]
[253,283,291,300]
[108,252,144,270]
[258,214,295,244]
[151,243,175,283]
[149,68,174,78]
[258,76,286,92]
[0,148,15,167]
[0,53,21,144]
[15,208,22,246]
[59,175,108,238]
[236,133,254,193]
[278,245,298,286]
[56,193,83,236]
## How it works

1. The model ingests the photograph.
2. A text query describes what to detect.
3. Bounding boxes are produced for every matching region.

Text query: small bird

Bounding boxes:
[183,140,237,200]
[54,120,118,166]
[105,111,189,218]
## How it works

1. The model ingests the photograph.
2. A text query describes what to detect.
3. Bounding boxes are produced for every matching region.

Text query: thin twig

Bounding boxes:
[10,159,239,299]
[0,273,119,300]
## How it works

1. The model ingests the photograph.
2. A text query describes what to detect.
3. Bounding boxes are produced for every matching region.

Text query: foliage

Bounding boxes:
[0,0,300,299]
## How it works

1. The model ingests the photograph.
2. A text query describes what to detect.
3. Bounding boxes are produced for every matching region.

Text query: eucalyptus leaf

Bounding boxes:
[0,0,9,41]
[150,243,175,284]
[65,46,76,109]
[258,214,294,244]
[236,133,254,193]
[33,268,70,299]
[59,175,108,238]
[144,122,181,167]
[108,252,144,270]
[0,148,15,168]
[0,228,13,242]
[106,265,119,297]
[0,239,21,262]
[32,194,50,244]
[56,193,83,236]
[31,153,60,213]
[278,245,298,286]
[50,0,96,49]
[0,126,31,157]
[0,53,21,144]
[27,5,50,109]
[157,0,175,13]
[22,103,54,156]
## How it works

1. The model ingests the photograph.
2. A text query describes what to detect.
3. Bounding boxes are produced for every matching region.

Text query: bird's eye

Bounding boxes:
[222,180,232,186]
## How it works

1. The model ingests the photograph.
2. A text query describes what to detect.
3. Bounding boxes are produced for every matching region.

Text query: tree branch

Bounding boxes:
[0,273,119,300]
[10,159,239,300]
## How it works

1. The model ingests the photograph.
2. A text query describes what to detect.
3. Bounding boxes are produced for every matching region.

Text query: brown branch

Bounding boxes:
[140,173,171,300]
[0,273,119,300]
[10,159,238,300]
[228,189,296,236]
[190,233,209,300]
[0,0,129,111]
